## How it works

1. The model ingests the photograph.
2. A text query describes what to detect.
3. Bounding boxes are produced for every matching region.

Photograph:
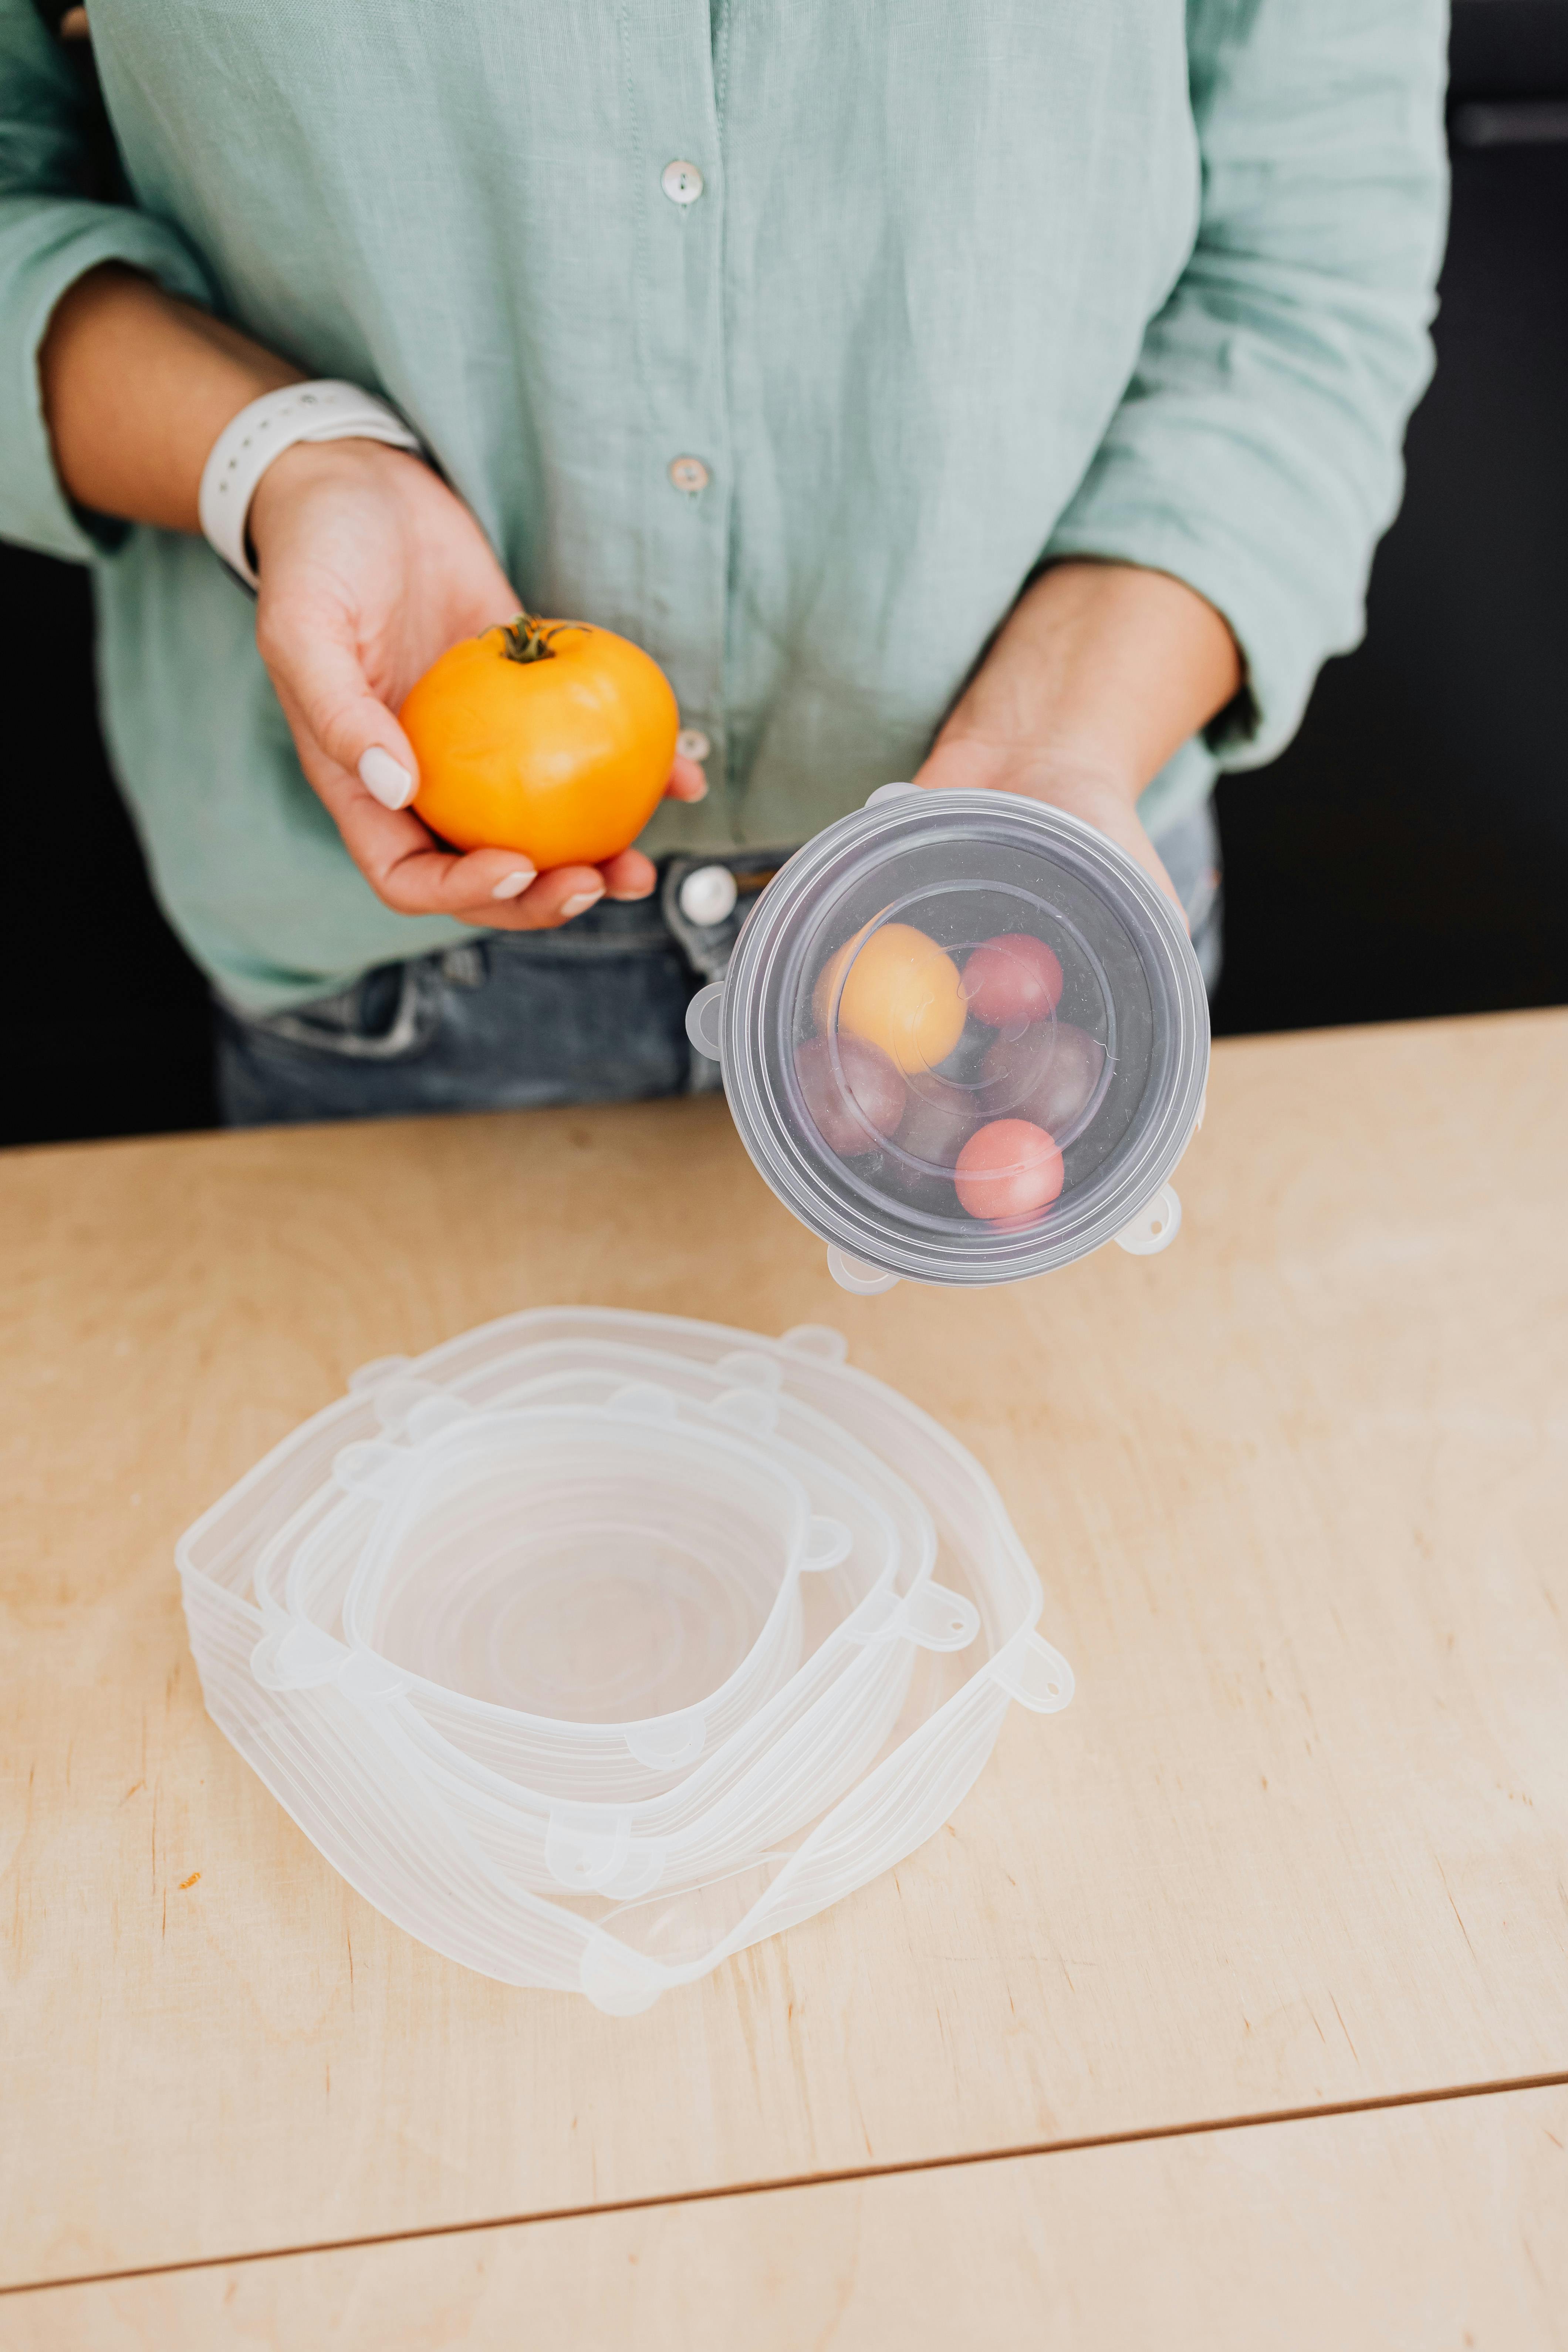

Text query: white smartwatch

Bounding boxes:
[197,379,424,590]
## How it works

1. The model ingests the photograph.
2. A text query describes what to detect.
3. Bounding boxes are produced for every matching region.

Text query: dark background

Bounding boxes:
[3,0,1566,1149]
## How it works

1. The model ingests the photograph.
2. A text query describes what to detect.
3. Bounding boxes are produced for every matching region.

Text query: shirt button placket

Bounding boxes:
[641,18,730,813]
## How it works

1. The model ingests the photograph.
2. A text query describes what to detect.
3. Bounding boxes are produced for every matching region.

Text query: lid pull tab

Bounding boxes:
[897,1580,981,1652]
[714,1349,784,1392]
[250,1622,348,1690]
[1114,1184,1182,1257]
[827,1244,899,1298]
[803,1516,853,1571]
[707,1386,780,1436]
[579,1931,665,2017]
[622,1710,707,1769]
[606,1382,679,1424]
[992,1628,1076,1713]
[331,1439,410,1499]
[346,1354,414,1394]
[371,1376,448,1434]
[848,1581,978,1652]
[779,1324,850,1365]
[403,1394,473,1442]
[545,1807,635,1893]
[684,981,725,1060]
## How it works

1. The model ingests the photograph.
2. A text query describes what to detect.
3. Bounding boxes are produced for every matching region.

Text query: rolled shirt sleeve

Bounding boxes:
[0,2,212,564]
[1044,0,1449,767]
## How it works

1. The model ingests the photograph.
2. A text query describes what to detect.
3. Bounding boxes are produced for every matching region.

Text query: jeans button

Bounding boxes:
[678,865,739,926]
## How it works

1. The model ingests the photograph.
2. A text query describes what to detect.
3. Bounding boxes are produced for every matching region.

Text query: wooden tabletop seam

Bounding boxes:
[6,2062,1567,2305]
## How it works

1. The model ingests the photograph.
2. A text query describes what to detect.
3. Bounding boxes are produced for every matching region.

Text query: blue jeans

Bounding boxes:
[214,804,1222,1127]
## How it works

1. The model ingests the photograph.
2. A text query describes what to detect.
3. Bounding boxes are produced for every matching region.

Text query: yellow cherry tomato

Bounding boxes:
[813,921,967,1075]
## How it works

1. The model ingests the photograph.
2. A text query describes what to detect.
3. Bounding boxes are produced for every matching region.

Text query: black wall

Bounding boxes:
[1209,122,1568,1036]
[3,2,1565,1148]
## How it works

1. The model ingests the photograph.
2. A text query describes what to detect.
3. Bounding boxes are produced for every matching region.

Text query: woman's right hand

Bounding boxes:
[249,439,706,929]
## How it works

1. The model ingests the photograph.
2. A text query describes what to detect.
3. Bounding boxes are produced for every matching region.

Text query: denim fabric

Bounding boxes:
[214,807,1222,1128]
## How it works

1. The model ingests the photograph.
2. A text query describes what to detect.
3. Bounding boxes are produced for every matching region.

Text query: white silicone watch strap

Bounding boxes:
[198,380,423,590]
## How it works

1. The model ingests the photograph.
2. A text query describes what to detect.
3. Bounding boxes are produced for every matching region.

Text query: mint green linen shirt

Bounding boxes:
[1,1,1446,1010]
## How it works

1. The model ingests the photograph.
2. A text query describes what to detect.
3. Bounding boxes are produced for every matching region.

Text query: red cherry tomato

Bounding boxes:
[953,1118,1064,1222]
[962,935,1064,1028]
[981,1021,1105,1136]
[894,1075,976,1170]
[795,1035,906,1156]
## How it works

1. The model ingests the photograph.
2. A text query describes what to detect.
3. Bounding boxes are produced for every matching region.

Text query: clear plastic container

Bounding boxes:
[177,1309,1076,2011]
[686,787,1208,1291]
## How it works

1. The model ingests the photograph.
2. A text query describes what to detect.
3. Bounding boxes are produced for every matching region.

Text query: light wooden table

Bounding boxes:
[2,1011,1565,2347]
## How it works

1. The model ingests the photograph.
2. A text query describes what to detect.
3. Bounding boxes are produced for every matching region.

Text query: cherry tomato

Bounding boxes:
[795,1035,906,1156]
[894,1075,977,1170]
[953,1118,1064,1222]
[962,934,1064,1028]
[813,922,967,1075]
[401,612,678,867]
[981,1021,1105,1137]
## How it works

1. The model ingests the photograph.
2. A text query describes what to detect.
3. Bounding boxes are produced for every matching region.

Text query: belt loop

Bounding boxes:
[660,846,797,984]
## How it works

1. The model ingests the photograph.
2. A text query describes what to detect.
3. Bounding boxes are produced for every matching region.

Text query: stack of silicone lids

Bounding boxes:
[178,1309,1075,2012]
[686,787,1209,1294]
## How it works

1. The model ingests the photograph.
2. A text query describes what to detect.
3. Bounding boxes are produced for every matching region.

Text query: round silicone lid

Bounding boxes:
[708,788,1209,1286]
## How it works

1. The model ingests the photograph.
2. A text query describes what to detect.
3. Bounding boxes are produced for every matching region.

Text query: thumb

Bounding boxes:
[257,608,420,810]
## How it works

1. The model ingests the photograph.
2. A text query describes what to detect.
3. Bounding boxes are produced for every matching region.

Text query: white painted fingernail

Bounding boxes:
[560,888,604,919]
[491,867,536,900]
[358,747,415,810]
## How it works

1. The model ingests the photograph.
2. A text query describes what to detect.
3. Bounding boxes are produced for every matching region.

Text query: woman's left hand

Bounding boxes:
[913,732,1180,911]
[911,558,1243,925]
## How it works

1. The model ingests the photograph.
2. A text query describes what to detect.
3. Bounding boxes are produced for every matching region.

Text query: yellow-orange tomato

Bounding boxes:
[812,921,967,1075]
[400,615,679,868]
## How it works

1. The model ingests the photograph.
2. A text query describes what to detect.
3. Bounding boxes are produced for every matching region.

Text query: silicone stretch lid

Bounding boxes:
[176,1308,1075,2011]
[251,1372,972,1905]
[700,789,1209,1285]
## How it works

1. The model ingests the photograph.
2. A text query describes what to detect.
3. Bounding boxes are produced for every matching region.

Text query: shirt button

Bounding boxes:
[679,865,739,926]
[676,727,710,762]
[660,159,704,206]
[668,455,710,495]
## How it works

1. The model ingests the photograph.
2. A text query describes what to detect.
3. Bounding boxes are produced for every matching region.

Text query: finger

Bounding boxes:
[257,603,419,808]
[332,798,547,918]
[489,865,609,928]
[278,669,652,928]
[354,841,607,928]
[663,752,709,803]
[275,683,540,914]
[601,848,656,901]
[283,690,626,929]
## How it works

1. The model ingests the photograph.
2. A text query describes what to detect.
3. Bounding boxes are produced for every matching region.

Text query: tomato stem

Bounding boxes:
[499,611,584,665]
